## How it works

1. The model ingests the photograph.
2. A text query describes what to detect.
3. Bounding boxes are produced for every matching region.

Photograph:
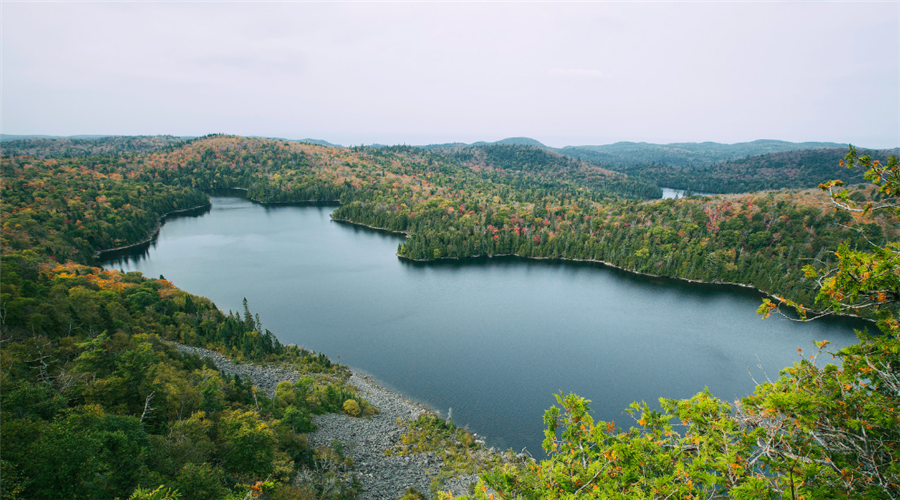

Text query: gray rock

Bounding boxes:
[169,343,482,499]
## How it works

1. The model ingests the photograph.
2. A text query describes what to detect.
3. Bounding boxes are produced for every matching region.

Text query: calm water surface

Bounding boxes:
[661,187,715,199]
[102,196,868,456]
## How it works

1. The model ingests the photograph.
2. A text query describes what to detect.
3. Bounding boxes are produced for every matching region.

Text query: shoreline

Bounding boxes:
[170,342,479,499]
[331,217,411,237]
[103,195,875,331]
[329,217,874,327]
[415,253,877,326]
[94,203,211,259]
[105,193,872,327]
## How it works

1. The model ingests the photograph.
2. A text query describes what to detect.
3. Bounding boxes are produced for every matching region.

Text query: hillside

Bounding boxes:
[557,139,849,167]
[1,135,188,158]
[608,147,900,194]
[418,138,878,195]
[4,133,895,316]
[417,137,548,150]
[49,133,892,310]
[0,147,377,499]
[430,143,661,199]
[0,134,113,142]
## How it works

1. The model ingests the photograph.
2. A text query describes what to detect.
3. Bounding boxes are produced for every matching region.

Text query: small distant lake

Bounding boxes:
[102,195,868,456]
[661,187,716,199]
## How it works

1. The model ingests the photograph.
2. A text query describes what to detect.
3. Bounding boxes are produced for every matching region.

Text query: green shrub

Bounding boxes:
[128,485,182,500]
[173,463,226,500]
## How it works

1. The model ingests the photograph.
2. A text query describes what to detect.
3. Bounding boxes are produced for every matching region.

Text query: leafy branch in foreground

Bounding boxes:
[759,146,900,332]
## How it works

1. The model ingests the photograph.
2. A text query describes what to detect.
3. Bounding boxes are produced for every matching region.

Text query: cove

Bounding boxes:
[102,195,869,457]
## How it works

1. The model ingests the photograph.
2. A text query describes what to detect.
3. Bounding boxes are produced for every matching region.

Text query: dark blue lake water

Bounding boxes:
[102,196,868,456]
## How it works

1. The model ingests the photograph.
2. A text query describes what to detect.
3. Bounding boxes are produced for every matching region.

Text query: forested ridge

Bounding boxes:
[52,133,892,312]
[419,138,900,197]
[2,135,899,499]
[2,135,189,159]
[416,137,847,168]
[606,147,900,195]
[555,139,849,168]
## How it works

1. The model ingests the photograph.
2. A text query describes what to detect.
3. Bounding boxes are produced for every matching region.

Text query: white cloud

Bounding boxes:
[2,2,897,147]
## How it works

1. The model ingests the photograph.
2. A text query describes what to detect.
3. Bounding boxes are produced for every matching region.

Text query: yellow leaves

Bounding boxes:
[814,340,831,349]
[757,299,777,319]
[46,263,134,291]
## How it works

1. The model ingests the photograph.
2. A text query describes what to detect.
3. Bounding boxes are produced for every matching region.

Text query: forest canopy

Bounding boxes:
[2,135,898,499]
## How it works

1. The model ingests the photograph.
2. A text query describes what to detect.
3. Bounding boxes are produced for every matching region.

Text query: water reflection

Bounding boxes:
[99,204,211,266]
[101,196,869,457]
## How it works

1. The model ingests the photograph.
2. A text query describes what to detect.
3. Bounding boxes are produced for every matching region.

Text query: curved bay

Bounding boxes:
[103,195,868,456]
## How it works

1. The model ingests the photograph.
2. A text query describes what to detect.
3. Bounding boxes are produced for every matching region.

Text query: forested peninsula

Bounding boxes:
[11,133,888,311]
[2,135,899,499]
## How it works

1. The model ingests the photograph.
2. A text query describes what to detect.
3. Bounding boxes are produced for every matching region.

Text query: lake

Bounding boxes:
[102,195,868,456]
[661,187,716,199]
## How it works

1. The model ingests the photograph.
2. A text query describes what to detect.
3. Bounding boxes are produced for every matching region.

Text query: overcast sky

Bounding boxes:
[2,2,898,148]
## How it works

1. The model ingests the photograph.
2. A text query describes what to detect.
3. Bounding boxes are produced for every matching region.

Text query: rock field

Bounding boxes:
[172,343,479,499]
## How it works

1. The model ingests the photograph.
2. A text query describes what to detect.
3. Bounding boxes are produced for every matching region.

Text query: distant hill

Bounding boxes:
[1,134,113,142]
[557,140,849,168]
[480,137,548,148]
[415,138,896,194]
[297,138,343,147]
[430,143,661,199]
[611,147,900,194]
[417,142,469,150]
[418,138,853,169]
[1,135,188,158]
[418,137,548,150]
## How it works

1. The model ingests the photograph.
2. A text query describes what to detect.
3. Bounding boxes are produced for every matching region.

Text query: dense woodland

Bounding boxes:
[555,140,848,168]
[1,136,188,159]
[607,147,900,194]
[1,144,374,499]
[417,138,847,168]
[2,136,899,499]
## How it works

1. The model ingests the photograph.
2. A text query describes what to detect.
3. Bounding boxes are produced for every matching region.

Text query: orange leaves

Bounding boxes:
[46,263,134,291]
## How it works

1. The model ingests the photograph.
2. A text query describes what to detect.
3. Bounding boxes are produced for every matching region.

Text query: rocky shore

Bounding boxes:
[172,343,479,499]
[172,344,303,398]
